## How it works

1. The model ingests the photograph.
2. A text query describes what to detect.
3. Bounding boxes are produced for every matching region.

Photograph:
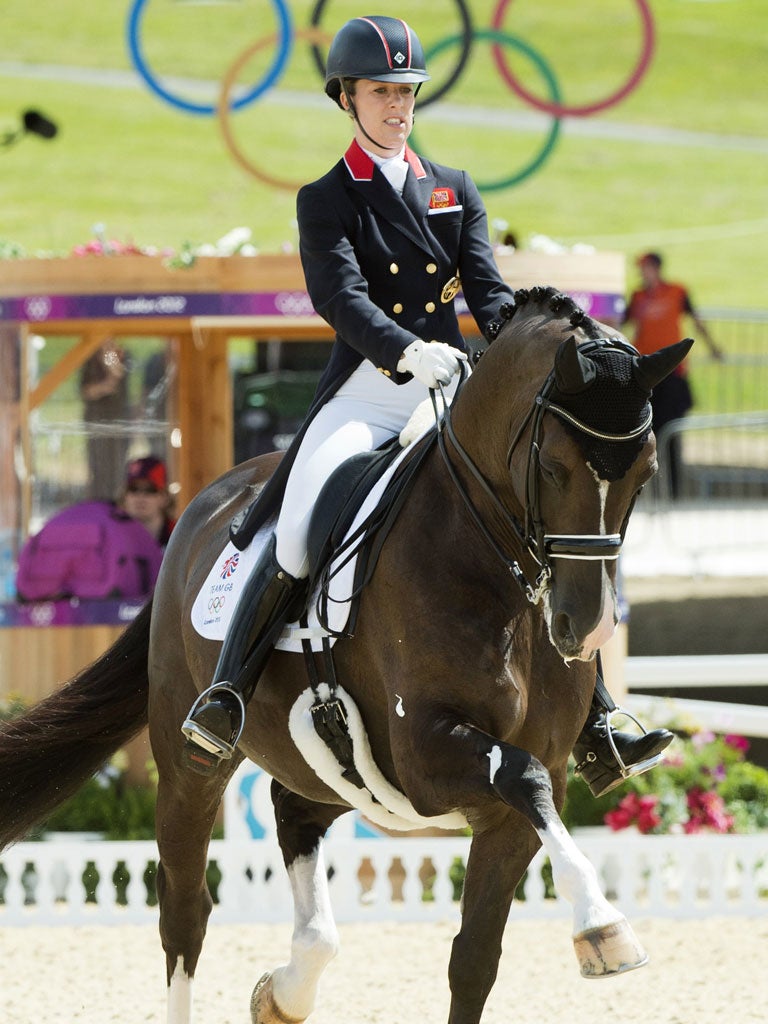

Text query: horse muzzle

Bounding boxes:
[545,549,621,661]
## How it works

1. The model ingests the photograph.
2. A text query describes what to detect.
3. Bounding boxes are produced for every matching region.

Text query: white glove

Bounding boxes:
[397,339,468,388]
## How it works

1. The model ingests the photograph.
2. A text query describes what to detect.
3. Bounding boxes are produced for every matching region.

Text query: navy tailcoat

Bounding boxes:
[235,140,515,537]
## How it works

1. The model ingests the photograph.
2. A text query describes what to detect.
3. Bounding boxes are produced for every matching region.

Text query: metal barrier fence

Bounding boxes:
[651,308,768,505]
[1,832,766,927]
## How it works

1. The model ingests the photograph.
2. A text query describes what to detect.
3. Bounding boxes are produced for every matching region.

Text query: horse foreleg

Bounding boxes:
[251,782,347,1024]
[402,718,646,1022]
[484,737,647,979]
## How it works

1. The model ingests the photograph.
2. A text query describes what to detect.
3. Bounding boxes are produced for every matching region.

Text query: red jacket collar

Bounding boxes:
[343,139,427,181]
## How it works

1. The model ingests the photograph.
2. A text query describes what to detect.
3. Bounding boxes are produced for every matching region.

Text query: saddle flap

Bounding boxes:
[305,437,404,584]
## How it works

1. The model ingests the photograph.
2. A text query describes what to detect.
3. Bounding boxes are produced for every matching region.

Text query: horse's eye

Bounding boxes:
[540,459,567,488]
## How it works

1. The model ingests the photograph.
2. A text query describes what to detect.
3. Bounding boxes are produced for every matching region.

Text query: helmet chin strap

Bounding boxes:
[340,79,421,154]
[340,79,398,152]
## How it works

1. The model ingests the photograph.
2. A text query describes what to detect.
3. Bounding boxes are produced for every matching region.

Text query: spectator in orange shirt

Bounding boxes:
[623,252,723,496]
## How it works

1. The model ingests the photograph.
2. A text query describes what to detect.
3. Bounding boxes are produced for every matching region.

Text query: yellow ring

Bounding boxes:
[217,27,334,191]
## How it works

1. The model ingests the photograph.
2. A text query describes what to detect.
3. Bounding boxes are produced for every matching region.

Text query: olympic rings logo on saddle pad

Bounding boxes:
[127,0,656,193]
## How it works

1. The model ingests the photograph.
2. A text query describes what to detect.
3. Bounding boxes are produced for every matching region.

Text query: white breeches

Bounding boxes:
[275,360,458,578]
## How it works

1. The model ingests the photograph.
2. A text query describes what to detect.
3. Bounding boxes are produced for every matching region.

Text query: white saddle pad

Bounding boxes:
[190,440,415,653]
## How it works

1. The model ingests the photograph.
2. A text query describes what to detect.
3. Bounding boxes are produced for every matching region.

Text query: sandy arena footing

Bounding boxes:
[1,916,765,1023]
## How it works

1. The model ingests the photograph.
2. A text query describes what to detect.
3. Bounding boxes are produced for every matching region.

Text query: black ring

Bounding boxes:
[308,0,474,110]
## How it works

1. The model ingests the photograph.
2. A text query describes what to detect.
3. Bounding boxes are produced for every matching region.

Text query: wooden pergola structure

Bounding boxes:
[0,249,625,749]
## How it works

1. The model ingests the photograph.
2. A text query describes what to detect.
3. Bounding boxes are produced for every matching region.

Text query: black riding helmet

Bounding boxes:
[324,15,430,108]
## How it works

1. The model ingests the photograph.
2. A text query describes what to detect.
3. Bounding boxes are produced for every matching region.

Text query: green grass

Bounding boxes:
[1,0,767,307]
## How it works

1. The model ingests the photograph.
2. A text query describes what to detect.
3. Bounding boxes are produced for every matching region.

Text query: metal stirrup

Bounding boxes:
[582,706,658,779]
[181,684,247,759]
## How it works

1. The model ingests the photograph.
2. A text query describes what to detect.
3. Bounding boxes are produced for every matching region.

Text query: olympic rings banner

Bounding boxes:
[127,0,655,193]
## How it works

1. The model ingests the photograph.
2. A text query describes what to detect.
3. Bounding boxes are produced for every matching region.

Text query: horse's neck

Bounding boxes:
[452,327,552,453]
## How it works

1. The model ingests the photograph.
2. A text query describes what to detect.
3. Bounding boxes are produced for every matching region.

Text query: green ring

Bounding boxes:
[409,28,562,192]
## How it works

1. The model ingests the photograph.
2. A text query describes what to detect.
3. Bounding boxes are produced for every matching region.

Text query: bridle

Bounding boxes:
[433,338,651,605]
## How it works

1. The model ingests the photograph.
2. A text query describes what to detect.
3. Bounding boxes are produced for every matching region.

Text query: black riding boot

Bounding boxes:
[181,535,300,774]
[573,660,674,798]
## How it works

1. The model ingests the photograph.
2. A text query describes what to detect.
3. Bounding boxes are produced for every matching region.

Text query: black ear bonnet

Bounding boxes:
[549,342,653,481]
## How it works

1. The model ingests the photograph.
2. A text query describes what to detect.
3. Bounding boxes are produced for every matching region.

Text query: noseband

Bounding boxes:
[434,338,650,605]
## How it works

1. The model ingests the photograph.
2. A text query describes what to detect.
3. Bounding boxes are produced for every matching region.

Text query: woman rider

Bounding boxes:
[182,15,672,796]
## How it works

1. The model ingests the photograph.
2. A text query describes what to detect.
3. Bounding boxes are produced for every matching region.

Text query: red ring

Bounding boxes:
[490,0,655,118]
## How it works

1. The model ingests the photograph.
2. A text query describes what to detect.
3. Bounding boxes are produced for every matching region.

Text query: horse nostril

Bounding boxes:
[552,611,574,647]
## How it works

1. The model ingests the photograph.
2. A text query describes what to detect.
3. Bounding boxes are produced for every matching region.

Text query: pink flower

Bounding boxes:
[635,796,662,834]
[691,730,716,749]
[604,793,661,834]
[685,788,734,834]
[725,734,750,754]
[605,804,634,831]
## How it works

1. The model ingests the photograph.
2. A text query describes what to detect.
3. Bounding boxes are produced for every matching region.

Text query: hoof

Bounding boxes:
[250,972,307,1024]
[573,919,649,979]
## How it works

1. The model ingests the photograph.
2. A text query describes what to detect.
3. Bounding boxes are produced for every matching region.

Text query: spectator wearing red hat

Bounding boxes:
[119,456,176,546]
[623,252,723,497]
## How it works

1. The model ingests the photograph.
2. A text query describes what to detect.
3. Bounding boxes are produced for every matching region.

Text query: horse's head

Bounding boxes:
[458,287,692,662]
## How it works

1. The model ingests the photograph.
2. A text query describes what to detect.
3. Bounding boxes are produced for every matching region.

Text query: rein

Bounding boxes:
[433,339,647,604]
[432,370,548,603]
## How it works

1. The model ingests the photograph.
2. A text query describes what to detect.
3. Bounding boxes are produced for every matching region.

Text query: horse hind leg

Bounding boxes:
[153,738,242,1024]
[251,781,348,1024]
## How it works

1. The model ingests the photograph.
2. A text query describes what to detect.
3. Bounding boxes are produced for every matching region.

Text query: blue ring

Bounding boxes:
[126,0,293,116]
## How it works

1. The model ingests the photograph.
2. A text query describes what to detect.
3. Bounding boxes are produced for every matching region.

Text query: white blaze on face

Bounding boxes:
[582,476,618,657]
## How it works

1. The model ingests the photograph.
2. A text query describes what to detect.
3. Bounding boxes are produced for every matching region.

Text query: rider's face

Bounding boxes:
[342,79,415,156]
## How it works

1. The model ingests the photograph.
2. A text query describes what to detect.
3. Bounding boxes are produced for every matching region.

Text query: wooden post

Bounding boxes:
[177,327,233,506]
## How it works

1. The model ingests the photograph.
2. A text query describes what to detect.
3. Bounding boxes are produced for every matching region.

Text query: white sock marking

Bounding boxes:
[167,958,192,1024]
[536,820,623,936]
[271,849,340,1021]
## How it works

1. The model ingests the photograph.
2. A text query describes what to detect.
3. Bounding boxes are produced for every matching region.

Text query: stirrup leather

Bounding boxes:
[181,683,247,760]
[575,706,665,781]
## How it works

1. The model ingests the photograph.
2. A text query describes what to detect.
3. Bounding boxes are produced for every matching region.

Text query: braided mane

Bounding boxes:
[487,285,604,342]
[485,286,653,481]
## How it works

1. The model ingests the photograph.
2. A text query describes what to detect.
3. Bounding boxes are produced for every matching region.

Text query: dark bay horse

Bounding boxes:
[0,288,692,1024]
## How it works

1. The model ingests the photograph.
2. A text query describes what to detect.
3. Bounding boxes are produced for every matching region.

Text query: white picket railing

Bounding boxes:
[625,652,768,739]
[1,831,766,927]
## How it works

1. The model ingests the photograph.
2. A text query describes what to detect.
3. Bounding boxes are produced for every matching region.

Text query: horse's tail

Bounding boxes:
[0,599,153,849]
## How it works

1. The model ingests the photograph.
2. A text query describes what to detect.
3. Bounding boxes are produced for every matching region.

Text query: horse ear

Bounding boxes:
[633,337,695,391]
[554,335,597,394]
